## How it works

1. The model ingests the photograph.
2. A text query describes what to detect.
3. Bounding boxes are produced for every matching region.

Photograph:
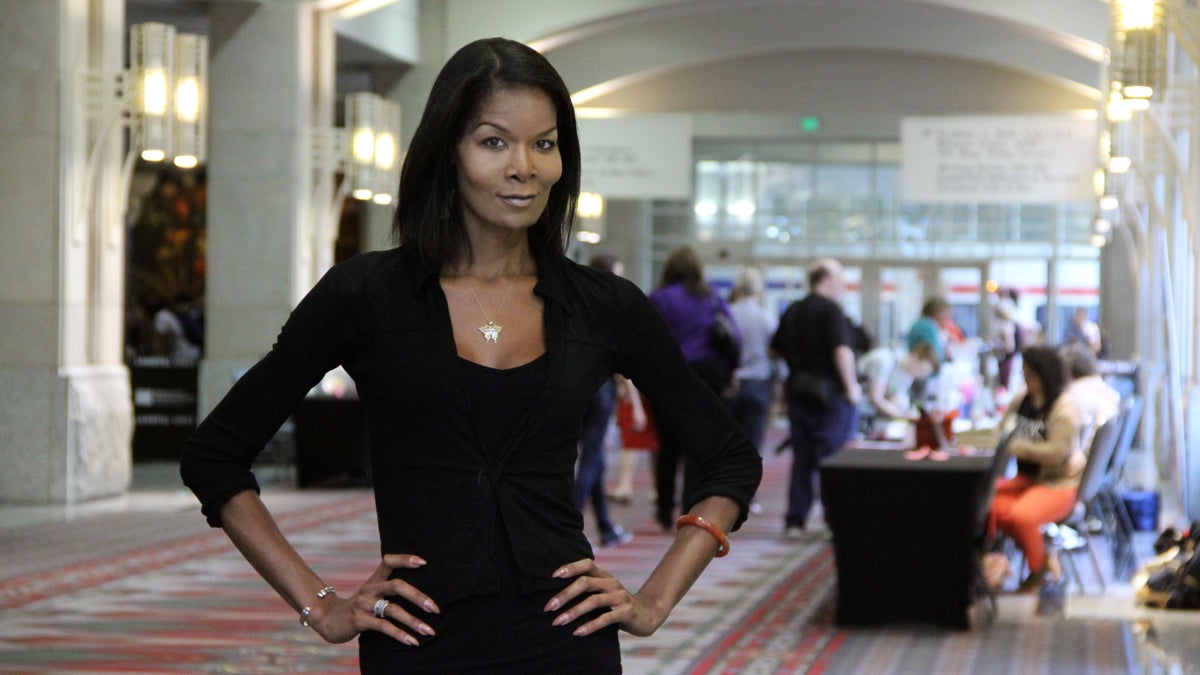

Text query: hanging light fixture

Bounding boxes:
[1113,0,1165,100]
[129,22,176,162]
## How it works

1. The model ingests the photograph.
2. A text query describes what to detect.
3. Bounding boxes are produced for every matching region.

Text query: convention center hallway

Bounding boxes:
[1,426,1197,674]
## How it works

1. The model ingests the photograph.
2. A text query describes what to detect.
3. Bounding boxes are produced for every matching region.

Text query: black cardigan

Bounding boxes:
[181,246,762,606]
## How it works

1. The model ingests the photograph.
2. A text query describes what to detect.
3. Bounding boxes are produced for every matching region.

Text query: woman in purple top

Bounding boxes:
[648,246,741,529]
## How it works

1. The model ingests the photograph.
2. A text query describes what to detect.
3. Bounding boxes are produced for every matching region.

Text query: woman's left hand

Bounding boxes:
[543,558,666,637]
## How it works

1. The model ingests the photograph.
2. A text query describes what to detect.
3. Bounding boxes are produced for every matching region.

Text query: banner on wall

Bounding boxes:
[900,114,1098,204]
[578,114,692,200]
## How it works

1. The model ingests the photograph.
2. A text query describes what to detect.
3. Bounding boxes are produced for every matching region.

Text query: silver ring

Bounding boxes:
[373,598,391,619]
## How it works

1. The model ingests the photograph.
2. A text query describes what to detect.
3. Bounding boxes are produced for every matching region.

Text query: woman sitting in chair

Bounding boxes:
[989,345,1085,593]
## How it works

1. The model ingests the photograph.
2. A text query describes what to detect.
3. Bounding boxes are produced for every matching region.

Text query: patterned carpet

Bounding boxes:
[0,435,1172,674]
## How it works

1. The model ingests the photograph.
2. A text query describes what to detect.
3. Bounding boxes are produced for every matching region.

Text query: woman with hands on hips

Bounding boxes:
[180,37,761,674]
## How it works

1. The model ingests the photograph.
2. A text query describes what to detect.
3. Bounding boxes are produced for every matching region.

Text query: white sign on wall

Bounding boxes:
[578,114,692,200]
[901,115,1098,203]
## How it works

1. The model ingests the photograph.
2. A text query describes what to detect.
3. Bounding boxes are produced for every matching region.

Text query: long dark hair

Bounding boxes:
[392,37,580,271]
[1021,345,1068,413]
[659,246,711,297]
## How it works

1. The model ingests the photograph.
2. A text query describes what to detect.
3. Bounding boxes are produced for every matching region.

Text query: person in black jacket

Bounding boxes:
[180,37,760,674]
[770,258,861,540]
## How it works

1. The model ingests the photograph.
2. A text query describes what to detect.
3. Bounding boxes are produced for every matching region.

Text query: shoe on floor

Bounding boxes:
[1016,569,1058,594]
[601,525,634,547]
[784,526,831,542]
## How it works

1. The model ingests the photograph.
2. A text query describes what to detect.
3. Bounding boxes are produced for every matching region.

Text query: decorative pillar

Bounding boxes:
[198,0,332,417]
[0,0,133,503]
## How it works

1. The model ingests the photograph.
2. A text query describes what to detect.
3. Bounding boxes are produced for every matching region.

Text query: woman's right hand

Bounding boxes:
[310,553,440,645]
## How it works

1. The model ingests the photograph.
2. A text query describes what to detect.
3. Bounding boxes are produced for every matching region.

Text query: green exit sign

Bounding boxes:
[800,115,821,133]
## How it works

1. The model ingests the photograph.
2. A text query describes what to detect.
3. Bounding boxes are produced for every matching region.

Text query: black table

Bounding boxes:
[819,448,993,629]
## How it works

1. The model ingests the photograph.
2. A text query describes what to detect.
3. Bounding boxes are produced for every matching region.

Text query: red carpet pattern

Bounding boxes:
[0,442,1149,674]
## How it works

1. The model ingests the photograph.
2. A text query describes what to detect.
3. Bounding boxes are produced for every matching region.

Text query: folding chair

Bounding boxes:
[1049,416,1122,594]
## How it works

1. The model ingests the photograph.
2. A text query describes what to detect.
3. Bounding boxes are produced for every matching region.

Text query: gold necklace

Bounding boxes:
[468,281,515,343]
[465,251,525,343]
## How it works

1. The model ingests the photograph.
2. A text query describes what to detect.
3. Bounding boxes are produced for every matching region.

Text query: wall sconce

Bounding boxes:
[129,22,173,163]
[127,22,209,167]
[77,21,207,244]
[1113,0,1165,100]
[372,98,401,205]
[578,192,605,219]
[172,33,208,169]
[345,92,379,201]
[575,192,605,243]
[1106,81,1134,122]
[338,93,401,205]
[308,92,401,268]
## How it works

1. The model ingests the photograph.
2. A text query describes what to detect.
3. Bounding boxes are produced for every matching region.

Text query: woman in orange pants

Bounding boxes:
[989,345,1084,593]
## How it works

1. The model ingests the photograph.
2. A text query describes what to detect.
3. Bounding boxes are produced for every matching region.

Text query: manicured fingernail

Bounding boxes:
[553,613,570,626]
[553,568,567,578]
[574,626,590,636]
[418,623,435,636]
[423,599,438,613]
[404,634,419,646]
[413,558,426,566]
[546,597,560,611]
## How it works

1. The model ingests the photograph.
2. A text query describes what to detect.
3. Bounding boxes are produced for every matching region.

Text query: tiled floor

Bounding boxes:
[2,445,1200,673]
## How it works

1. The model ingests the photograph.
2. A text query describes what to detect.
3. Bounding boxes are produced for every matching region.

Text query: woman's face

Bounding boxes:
[455,86,562,237]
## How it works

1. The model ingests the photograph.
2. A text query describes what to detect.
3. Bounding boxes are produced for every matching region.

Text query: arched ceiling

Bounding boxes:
[126,1,1114,137]
[508,0,1110,131]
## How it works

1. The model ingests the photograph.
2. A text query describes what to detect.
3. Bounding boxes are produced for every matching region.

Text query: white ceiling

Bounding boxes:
[126,0,1112,137]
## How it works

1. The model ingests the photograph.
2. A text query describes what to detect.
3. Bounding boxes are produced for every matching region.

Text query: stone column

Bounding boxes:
[198,0,332,417]
[0,0,133,503]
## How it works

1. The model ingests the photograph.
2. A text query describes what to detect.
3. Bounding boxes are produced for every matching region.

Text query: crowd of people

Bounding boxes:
[572,247,1121,602]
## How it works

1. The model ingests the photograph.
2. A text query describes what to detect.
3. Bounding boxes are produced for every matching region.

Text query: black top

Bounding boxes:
[771,292,854,381]
[181,246,762,607]
[458,354,548,463]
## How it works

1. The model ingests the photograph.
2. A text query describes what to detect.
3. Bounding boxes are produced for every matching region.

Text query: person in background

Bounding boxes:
[1060,341,1120,449]
[850,320,874,360]
[907,296,953,363]
[1064,307,1102,356]
[857,341,940,439]
[648,245,743,530]
[607,375,658,504]
[770,258,861,540]
[574,253,633,548]
[993,295,1020,393]
[939,308,966,345]
[988,345,1084,593]
[726,267,778,456]
[181,37,760,673]
[152,293,202,361]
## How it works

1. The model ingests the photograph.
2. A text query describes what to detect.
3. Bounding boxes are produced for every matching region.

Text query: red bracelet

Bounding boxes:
[675,514,730,557]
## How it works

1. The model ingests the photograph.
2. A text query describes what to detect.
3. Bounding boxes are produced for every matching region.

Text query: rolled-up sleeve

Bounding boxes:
[180,262,360,526]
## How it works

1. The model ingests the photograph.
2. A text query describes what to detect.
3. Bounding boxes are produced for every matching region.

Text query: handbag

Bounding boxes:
[787,370,838,409]
[709,298,741,372]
